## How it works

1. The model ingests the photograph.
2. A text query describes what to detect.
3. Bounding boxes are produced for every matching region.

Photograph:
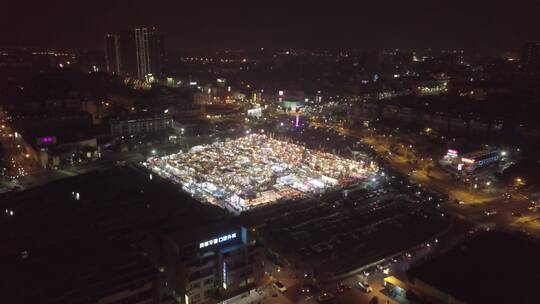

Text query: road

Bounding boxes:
[0,110,41,179]
[309,121,540,237]
[1,150,144,192]
[237,215,473,304]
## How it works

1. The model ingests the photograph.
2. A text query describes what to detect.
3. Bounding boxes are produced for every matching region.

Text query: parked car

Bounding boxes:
[338,282,351,290]
[484,209,497,216]
[316,292,335,302]
[301,283,315,294]
[335,282,350,294]
[273,280,287,293]
[357,281,373,293]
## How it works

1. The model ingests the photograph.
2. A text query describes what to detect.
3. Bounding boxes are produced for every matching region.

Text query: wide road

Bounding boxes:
[0,110,41,179]
[310,122,540,237]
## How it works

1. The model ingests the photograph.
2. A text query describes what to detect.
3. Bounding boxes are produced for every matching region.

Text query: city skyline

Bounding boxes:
[2,3,540,304]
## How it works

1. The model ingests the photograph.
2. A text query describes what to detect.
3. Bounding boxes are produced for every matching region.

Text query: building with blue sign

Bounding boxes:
[162,222,264,304]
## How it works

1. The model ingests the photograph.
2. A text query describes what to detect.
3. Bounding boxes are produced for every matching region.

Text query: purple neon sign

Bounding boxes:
[41,136,55,143]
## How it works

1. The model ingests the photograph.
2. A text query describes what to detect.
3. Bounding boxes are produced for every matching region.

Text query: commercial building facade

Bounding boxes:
[443,149,501,173]
[110,114,173,136]
[162,224,264,304]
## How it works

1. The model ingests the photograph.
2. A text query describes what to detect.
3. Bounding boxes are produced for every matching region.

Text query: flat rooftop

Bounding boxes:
[0,167,228,302]
[0,238,158,304]
[242,187,450,276]
[0,167,226,247]
[409,231,540,303]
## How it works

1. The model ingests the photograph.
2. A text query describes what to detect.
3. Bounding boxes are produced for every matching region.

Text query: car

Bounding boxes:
[273,280,287,293]
[511,212,522,217]
[363,266,376,276]
[357,281,373,293]
[377,262,391,274]
[316,292,335,302]
[301,284,315,294]
[338,282,351,290]
[335,282,350,294]
[484,210,497,216]
[390,256,400,263]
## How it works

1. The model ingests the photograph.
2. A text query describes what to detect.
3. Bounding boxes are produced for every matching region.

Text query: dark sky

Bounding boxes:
[1,0,539,51]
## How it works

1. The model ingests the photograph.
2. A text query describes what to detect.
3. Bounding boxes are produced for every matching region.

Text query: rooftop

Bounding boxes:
[0,238,158,304]
[0,167,228,302]
[409,231,540,303]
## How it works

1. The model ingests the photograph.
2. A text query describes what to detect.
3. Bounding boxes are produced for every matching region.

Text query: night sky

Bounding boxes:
[1,0,539,51]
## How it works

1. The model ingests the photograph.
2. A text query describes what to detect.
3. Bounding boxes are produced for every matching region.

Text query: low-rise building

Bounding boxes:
[110,114,173,136]
[407,232,540,304]
[1,238,161,304]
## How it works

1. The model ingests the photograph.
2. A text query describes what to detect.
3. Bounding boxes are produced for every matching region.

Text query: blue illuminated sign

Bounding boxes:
[223,262,227,289]
[199,233,237,249]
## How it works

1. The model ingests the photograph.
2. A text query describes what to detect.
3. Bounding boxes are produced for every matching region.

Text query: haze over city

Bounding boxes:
[2,1,540,50]
[1,1,540,304]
